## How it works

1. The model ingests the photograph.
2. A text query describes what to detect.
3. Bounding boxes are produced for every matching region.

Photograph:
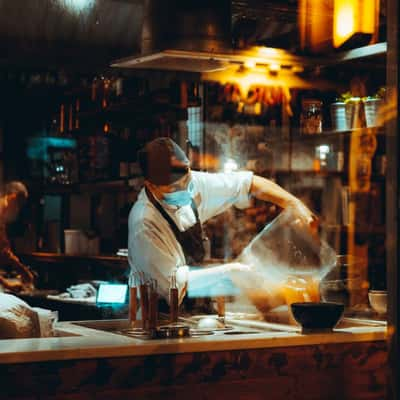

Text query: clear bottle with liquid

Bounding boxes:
[169,269,179,324]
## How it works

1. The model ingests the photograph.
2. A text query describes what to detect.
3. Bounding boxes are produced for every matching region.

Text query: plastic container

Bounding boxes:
[64,229,99,255]
[64,229,81,255]
[234,207,336,317]
[238,206,336,282]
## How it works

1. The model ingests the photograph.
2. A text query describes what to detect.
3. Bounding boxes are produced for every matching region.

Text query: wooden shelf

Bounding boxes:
[265,169,346,177]
[265,126,385,146]
[328,42,387,64]
[19,252,128,268]
[28,177,143,195]
[320,224,386,235]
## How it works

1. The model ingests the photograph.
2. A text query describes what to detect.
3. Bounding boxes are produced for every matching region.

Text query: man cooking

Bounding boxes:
[128,137,316,306]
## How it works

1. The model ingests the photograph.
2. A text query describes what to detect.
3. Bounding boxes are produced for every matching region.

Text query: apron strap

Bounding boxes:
[145,187,201,239]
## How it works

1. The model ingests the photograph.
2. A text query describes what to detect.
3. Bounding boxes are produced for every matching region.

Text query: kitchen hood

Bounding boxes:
[111,0,310,73]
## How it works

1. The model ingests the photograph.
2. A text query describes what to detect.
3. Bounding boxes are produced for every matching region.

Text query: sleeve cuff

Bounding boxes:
[234,171,254,209]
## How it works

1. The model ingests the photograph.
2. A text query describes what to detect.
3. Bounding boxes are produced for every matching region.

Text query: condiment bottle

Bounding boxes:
[139,273,149,330]
[300,99,323,135]
[148,279,159,330]
[216,296,225,325]
[169,270,179,324]
[128,273,138,326]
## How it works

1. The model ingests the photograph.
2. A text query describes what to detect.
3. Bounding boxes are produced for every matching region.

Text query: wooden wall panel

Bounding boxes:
[0,341,387,400]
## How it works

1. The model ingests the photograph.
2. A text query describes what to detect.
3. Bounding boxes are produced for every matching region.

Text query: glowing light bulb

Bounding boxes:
[257,47,279,57]
[269,64,280,72]
[244,60,256,69]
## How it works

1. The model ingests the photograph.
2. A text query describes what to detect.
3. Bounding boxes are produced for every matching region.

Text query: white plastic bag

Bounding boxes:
[0,293,40,339]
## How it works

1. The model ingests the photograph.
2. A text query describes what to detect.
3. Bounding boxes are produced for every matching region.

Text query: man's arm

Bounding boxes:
[0,248,35,284]
[250,175,316,226]
[0,227,35,285]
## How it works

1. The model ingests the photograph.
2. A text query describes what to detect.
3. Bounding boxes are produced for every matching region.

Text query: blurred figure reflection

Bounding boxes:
[0,181,35,292]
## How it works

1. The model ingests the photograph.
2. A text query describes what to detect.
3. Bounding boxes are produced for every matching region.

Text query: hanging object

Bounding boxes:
[299,0,379,53]
[333,0,379,49]
[298,0,334,53]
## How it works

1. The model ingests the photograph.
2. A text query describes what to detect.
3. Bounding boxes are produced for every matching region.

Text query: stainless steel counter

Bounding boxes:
[0,316,386,364]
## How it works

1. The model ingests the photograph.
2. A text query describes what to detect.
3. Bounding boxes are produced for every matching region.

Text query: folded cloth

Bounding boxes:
[66,283,97,299]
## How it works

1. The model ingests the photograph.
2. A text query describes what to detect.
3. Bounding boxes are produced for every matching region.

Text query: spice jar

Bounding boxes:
[300,99,323,135]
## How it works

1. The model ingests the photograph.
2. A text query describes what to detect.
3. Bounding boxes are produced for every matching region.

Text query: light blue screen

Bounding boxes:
[97,284,128,304]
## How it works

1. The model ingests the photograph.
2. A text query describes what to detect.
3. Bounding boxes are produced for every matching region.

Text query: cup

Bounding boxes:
[364,98,382,128]
[64,229,82,255]
[330,102,348,131]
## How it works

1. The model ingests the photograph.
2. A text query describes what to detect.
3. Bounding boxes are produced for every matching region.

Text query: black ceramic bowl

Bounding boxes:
[290,302,344,333]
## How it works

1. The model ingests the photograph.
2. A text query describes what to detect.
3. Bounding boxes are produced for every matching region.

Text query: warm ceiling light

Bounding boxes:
[244,60,256,69]
[257,47,279,57]
[333,0,378,48]
[292,66,304,73]
[299,0,378,52]
[269,64,280,72]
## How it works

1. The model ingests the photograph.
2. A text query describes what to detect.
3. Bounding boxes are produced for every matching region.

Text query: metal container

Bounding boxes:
[364,98,382,127]
[330,102,348,131]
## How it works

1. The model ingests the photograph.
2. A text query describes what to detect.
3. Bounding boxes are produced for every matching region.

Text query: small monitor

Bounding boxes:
[96,283,128,305]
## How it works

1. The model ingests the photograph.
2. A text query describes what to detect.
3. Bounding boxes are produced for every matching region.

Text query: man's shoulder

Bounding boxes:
[129,193,158,229]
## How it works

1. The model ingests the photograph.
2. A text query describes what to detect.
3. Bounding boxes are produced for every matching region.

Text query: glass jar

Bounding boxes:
[300,99,323,135]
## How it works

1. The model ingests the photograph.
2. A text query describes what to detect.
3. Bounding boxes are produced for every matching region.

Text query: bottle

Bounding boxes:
[139,273,149,330]
[119,127,130,178]
[169,270,179,324]
[129,274,137,326]
[149,279,158,330]
[300,99,322,135]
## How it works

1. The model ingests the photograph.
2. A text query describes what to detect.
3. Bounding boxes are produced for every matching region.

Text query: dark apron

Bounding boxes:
[145,187,206,264]
[145,187,212,313]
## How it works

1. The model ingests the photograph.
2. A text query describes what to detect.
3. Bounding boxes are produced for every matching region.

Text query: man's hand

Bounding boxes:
[290,200,319,232]
[18,264,36,285]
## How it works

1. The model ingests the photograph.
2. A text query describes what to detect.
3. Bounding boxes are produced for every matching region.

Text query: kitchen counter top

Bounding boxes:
[0,318,386,364]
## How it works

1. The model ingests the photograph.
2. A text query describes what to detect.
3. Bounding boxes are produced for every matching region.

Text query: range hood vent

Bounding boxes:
[112,0,232,72]
[111,0,311,73]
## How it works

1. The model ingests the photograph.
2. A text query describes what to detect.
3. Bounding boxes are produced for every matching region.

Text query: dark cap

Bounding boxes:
[138,137,190,185]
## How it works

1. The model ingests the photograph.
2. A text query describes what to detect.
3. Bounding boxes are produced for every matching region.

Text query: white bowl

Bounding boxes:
[368,290,387,314]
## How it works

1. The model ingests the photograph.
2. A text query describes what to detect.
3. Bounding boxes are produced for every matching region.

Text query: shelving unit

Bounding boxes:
[19,252,128,268]
[28,177,143,195]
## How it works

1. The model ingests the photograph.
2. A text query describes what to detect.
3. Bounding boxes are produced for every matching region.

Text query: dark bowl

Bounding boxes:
[290,302,344,333]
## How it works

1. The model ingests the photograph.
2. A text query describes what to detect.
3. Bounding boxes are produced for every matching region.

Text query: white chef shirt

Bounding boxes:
[128,170,254,301]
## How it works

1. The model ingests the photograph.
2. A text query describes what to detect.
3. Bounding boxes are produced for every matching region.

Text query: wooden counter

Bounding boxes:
[0,321,387,400]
